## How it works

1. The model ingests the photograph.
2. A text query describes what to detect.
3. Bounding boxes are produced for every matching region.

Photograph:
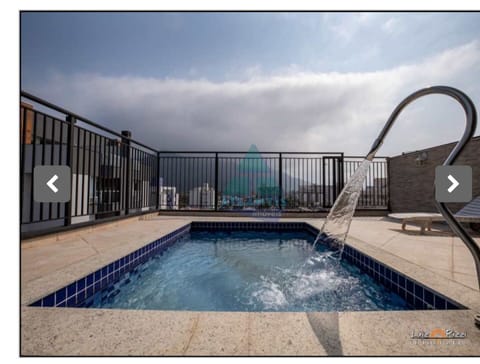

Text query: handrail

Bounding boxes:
[21,90,159,153]
[158,151,345,155]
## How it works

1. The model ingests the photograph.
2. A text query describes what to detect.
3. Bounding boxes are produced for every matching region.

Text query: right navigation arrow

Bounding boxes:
[447,174,459,193]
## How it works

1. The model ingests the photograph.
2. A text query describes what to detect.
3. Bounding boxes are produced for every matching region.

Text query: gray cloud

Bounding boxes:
[29,41,480,157]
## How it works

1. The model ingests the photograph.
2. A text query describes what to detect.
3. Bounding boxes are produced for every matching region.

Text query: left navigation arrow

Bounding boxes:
[46,174,59,193]
[34,166,71,203]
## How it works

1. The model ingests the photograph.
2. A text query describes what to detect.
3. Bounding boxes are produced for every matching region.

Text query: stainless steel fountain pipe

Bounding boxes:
[367,86,480,292]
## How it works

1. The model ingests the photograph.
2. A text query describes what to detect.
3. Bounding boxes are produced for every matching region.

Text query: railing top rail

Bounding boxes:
[158,151,344,155]
[344,155,389,159]
[21,90,159,153]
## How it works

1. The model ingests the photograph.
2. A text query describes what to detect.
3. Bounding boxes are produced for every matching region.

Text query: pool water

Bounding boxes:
[89,230,409,312]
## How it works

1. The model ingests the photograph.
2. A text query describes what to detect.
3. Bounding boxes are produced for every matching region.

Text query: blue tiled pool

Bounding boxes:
[89,229,408,311]
[30,221,463,311]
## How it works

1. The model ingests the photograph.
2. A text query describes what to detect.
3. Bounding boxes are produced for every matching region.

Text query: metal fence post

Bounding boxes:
[214,152,219,211]
[156,151,160,210]
[386,156,391,212]
[339,153,345,189]
[64,115,75,226]
[121,130,132,215]
[322,157,326,208]
[278,153,282,210]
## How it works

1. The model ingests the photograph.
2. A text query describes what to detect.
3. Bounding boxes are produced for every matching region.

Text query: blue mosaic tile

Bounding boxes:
[406,292,414,306]
[55,288,66,304]
[384,268,391,281]
[66,295,76,306]
[414,283,423,299]
[42,293,54,306]
[424,290,434,306]
[57,300,66,307]
[67,282,76,297]
[340,244,464,310]
[77,277,86,291]
[30,299,42,307]
[435,295,446,309]
[414,296,424,309]
[447,301,458,309]
[406,279,414,294]
[86,274,94,287]
[86,285,94,298]
[76,290,86,304]
[391,271,398,285]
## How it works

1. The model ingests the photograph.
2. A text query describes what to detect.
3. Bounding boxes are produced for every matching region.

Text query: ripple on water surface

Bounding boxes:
[91,230,408,312]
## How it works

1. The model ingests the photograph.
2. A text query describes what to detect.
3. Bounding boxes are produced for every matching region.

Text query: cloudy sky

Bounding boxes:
[21,12,480,156]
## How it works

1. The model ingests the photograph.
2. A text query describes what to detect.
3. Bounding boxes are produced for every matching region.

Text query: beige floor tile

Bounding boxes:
[381,236,453,272]
[452,272,478,290]
[21,307,197,356]
[249,312,326,355]
[339,310,480,356]
[184,312,249,355]
[21,237,97,283]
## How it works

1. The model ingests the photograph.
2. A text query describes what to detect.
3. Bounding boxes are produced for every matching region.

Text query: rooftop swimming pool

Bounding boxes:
[30,222,463,311]
[89,230,408,311]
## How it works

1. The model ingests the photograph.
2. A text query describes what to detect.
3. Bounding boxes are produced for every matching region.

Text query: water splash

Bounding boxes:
[247,251,352,310]
[245,247,405,311]
[313,159,373,255]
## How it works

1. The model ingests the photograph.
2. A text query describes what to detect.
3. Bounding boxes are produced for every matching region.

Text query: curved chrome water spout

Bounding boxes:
[367,86,480,292]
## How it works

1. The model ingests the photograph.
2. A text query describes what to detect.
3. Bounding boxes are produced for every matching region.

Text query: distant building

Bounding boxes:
[159,183,179,210]
[189,183,215,209]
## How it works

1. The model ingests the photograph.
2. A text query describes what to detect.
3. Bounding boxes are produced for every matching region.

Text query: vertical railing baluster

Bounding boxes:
[40,114,46,221]
[386,157,391,211]
[20,106,27,224]
[86,132,92,216]
[57,120,64,220]
[214,152,218,211]
[49,117,56,220]
[121,130,131,215]
[156,152,160,210]
[30,113,38,223]
[81,129,86,216]
[64,115,75,226]
[278,153,282,210]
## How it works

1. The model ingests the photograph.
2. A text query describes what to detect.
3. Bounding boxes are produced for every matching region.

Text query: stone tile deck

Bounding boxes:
[21,215,480,356]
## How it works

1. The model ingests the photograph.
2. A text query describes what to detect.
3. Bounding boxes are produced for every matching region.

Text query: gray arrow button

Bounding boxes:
[435,166,472,203]
[34,166,71,203]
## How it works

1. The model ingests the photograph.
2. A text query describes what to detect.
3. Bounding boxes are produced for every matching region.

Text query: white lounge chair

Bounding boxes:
[388,196,480,234]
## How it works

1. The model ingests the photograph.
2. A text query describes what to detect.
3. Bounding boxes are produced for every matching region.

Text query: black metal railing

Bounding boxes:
[344,157,389,208]
[20,92,389,237]
[156,151,348,211]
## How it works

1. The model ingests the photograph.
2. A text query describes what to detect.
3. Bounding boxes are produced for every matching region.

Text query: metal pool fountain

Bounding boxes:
[316,86,480,290]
